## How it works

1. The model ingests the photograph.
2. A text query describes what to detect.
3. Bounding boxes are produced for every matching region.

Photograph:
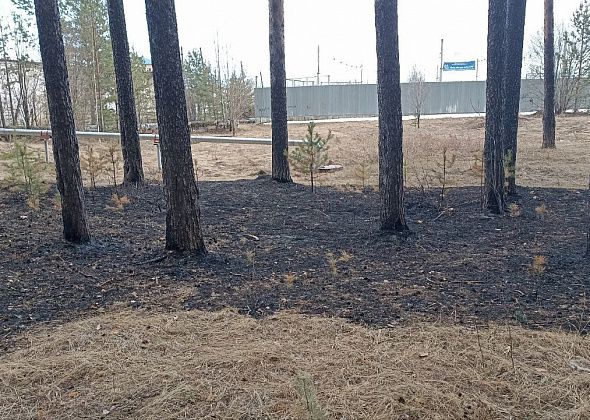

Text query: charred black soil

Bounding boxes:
[1,177,589,351]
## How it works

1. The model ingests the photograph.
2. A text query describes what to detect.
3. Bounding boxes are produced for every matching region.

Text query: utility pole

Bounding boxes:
[439,38,444,82]
[316,45,320,86]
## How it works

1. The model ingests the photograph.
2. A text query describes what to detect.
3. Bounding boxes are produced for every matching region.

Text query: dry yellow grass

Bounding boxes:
[1,115,589,190]
[1,309,589,419]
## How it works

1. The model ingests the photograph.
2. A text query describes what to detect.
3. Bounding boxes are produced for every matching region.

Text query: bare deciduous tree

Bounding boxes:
[408,66,428,129]
[226,63,254,136]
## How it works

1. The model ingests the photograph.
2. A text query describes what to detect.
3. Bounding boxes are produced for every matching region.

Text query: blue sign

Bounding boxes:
[443,61,476,71]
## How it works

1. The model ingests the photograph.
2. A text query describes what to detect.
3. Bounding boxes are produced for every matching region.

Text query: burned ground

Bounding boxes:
[1,177,588,352]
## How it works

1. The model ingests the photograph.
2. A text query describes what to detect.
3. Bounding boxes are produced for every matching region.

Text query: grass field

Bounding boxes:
[1,114,589,419]
[2,309,590,419]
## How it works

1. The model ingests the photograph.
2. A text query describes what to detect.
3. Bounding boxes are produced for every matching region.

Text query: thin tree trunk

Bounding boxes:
[0,26,16,126]
[145,0,206,254]
[0,77,5,127]
[3,61,16,126]
[587,175,590,258]
[574,32,585,113]
[543,0,556,148]
[18,61,31,129]
[503,0,527,196]
[107,0,144,185]
[91,23,104,132]
[268,0,292,182]
[34,0,91,244]
[375,0,407,231]
[484,0,507,214]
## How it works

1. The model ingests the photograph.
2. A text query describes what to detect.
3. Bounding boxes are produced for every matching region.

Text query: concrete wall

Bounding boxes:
[254,79,586,119]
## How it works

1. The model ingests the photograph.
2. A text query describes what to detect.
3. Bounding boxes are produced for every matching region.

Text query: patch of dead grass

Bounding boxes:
[3,115,589,190]
[1,309,589,419]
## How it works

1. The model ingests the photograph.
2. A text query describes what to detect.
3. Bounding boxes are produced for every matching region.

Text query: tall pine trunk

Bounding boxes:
[268,0,292,183]
[107,0,144,185]
[503,0,527,196]
[34,0,90,244]
[484,0,507,214]
[145,0,206,254]
[543,0,556,149]
[375,0,407,231]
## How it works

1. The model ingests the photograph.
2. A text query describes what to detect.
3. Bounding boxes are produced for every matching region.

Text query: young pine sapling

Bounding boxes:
[432,146,456,209]
[1,142,48,209]
[289,122,333,192]
[353,157,375,190]
[80,146,107,188]
[106,143,121,187]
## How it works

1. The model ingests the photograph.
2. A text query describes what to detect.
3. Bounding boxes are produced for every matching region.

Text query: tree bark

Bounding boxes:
[375,0,407,231]
[145,0,206,254]
[268,0,292,183]
[107,0,144,185]
[34,0,91,244]
[484,0,507,214]
[543,0,556,148]
[502,0,527,196]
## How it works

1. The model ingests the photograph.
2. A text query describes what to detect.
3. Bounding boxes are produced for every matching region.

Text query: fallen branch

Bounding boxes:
[138,255,168,265]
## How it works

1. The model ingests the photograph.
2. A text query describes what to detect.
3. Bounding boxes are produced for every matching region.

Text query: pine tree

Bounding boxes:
[543,0,556,149]
[484,0,508,214]
[375,0,407,231]
[145,0,206,253]
[289,122,332,192]
[502,0,527,196]
[107,0,144,184]
[34,0,90,243]
[268,0,292,183]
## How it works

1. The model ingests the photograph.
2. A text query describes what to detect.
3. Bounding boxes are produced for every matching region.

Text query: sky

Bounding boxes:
[0,0,584,84]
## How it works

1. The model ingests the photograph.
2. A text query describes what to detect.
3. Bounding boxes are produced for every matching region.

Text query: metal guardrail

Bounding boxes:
[0,127,302,146]
[0,127,302,170]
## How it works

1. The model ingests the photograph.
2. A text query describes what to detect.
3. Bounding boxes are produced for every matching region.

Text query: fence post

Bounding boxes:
[41,131,50,163]
[156,143,161,171]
